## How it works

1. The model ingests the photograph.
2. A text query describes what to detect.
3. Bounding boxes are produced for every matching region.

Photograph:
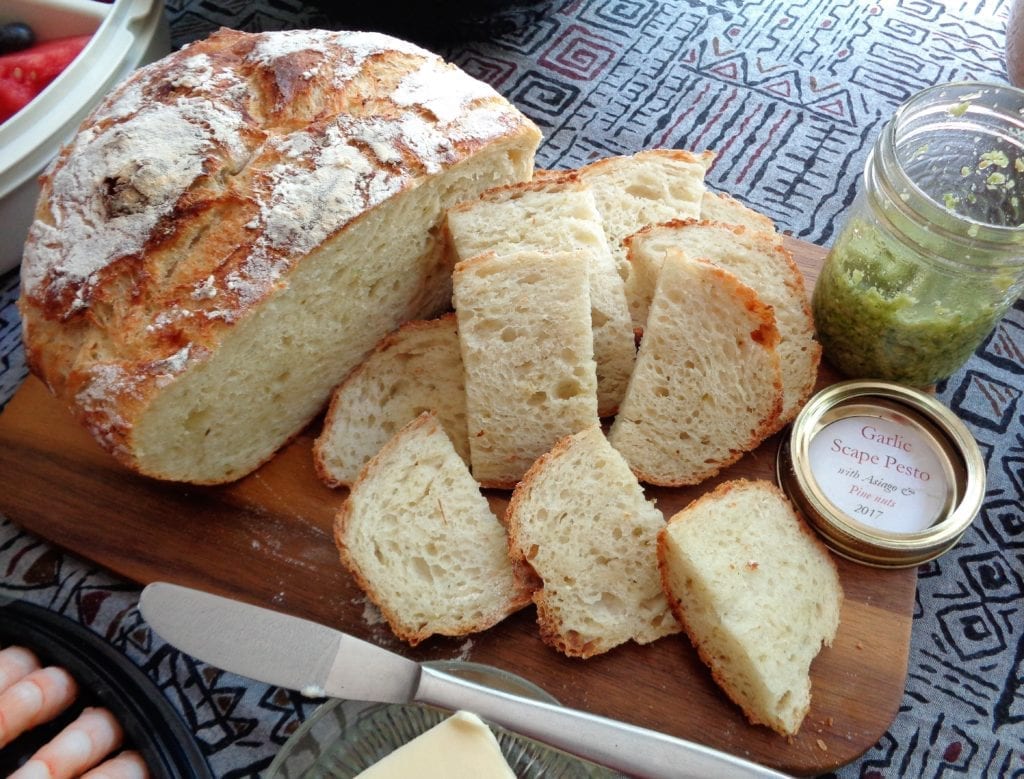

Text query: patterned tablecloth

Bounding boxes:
[1,1,1022,776]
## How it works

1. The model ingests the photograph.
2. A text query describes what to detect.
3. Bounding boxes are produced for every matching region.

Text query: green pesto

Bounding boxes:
[812,219,1007,386]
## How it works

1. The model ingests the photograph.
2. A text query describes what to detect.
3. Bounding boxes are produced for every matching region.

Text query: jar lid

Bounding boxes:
[776,380,985,567]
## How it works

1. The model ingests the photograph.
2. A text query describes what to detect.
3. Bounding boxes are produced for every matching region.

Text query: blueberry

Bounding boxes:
[0,22,36,55]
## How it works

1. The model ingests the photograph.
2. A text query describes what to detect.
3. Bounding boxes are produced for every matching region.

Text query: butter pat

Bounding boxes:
[356,710,515,778]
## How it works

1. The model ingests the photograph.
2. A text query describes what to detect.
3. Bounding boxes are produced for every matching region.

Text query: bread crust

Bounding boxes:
[18,28,540,483]
[577,148,716,178]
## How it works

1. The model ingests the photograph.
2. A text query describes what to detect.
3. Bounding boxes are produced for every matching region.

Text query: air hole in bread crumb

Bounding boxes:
[598,592,626,614]
[184,407,211,434]
[625,182,661,199]
[555,380,583,399]
[476,318,502,334]
[527,391,547,406]
[665,288,685,305]
[411,557,434,583]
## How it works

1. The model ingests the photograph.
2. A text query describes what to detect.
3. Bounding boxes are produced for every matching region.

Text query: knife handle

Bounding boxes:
[414,665,789,779]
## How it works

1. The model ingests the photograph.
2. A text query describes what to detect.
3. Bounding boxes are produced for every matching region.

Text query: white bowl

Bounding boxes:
[0,0,170,274]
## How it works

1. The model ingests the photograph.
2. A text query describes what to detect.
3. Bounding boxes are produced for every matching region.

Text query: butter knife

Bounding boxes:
[139,582,789,778]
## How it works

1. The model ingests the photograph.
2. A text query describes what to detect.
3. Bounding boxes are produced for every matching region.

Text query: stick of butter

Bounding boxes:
[355,710,516,778]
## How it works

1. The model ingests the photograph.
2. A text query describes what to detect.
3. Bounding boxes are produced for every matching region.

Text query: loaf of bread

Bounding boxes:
[335,412,531,646]
[444,173,635,415]
[505,425,678,658]
[608,249,783,485]
[625,220,819,425]
[576,149,715,280]
[17,28,541,484]
[657,479,843,737]
[452,249,600,488]
[314,314,466,488]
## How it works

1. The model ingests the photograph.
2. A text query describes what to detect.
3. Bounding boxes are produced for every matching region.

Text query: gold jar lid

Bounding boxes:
[776,380,985,568]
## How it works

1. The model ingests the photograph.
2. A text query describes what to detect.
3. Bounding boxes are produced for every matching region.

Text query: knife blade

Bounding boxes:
[140,582,790,779]
[140,581,418,704]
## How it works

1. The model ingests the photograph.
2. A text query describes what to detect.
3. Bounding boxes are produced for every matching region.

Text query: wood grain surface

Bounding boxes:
[0,237,916,776]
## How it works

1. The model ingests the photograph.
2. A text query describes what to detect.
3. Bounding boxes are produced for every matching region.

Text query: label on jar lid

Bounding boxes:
[807,414,950,533]
[778,380,986,567]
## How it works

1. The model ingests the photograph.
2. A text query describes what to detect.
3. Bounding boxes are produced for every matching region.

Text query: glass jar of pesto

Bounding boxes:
[813,82,1024,386]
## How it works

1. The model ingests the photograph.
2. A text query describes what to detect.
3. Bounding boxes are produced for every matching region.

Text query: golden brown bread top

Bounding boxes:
[18,28,537,409]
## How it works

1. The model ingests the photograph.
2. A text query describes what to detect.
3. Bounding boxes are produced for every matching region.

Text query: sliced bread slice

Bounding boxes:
[334,412,531,646]
[576,148,715,281]
[452,249,600,488]
[444,173,635,416]
[699,189,778,233]
[608,249,783,486]
[625,220,819,425]
[314,315,466,488]
[657,479,843,737]
[505,425,679,658]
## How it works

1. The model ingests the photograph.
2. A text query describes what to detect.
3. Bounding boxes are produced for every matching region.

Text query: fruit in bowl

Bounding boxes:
[0,0,169,274]
[0,28,92,124]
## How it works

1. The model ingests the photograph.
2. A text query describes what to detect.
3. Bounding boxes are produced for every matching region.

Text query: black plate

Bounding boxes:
[0,598,212,779]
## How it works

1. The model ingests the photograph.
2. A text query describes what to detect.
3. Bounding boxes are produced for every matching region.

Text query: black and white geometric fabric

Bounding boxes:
[1,1,1021,776]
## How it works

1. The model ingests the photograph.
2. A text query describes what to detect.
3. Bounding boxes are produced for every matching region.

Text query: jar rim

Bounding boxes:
[873,80,1024,259]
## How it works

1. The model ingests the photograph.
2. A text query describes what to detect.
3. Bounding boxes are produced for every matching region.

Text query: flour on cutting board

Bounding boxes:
[453,638,474,661]
[357,595,385,627]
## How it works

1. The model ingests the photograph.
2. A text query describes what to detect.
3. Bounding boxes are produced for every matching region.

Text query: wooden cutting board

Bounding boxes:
[0,237,915,776]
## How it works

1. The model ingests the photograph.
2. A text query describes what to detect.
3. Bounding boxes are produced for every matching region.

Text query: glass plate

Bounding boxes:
[267,660,622,778]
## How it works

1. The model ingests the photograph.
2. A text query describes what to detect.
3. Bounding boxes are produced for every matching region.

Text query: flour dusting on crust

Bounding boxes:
[23,99,248,309]
[22,29,525,332]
